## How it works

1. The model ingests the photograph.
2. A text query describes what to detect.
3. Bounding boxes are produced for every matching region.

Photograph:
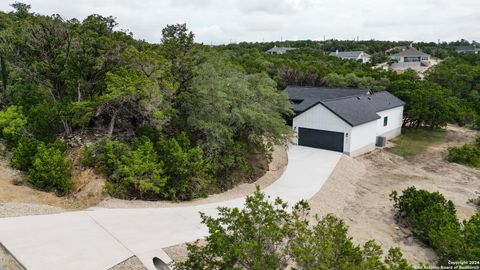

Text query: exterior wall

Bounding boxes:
[391,55,429,63]
[292,104,405,156]
[361,56,371,63]
[359,53,371,63]
[376,106,404,139]
[348,120,377,157]
[292,103,352,152]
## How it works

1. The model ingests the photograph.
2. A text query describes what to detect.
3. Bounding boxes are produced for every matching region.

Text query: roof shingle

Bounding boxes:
[286,86,405,126]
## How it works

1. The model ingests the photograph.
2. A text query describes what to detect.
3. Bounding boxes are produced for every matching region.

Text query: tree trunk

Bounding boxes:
[107,111,117,138]
[61,119,72,137]
[77,84,82,102]
[0,55,7,104]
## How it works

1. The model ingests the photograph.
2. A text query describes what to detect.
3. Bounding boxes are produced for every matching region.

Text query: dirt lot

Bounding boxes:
[0,160,105,212]
[309,125,479,265]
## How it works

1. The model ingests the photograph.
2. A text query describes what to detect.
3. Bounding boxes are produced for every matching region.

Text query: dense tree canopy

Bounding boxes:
[0,2,478,197]
[0,4,291,197]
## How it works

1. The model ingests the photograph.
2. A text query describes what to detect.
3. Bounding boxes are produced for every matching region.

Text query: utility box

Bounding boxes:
[376,136,386,147]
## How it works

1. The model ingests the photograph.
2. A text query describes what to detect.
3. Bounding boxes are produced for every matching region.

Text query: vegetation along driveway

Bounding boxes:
[0,145,341,270]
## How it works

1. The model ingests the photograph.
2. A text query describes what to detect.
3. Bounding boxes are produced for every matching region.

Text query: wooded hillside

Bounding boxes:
[0,3,479,200]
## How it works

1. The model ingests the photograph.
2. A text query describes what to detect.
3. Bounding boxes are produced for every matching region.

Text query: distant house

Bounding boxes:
[456,45,480,54]
[390,47,429,62]
[265,46,296,55]
[329,50,371,63]
[389,47,431,73]
[286,86,404,157]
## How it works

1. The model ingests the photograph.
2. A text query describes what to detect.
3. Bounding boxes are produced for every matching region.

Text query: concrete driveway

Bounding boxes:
[0,145,341,270]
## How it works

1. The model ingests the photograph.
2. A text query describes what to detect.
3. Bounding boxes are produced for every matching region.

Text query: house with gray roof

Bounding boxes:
[456,45,480,54]
[329,50,371,63]
[389,47,431,73]
[390,47,429,62]
[286,86,405,156]
[266,46,296,54]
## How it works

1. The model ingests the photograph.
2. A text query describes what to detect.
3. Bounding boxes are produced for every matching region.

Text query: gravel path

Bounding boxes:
[0,203,65,218]
[108,257,147,270]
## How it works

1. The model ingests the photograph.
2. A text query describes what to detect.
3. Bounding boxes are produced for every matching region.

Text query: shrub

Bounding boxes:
[156,133,210,200]
[447,144,480,168]
[81,137,131,175]
[0,105,28,146]
[176,190,414,270]
[83,135,211,201]
[10,136,41,171]
[391,187,480,265]
[390,187,459,243]
[28,143,72,195]
[105,139,168,200]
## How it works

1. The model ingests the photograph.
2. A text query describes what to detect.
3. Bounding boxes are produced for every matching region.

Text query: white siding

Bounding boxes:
[292,103,405,156]
[292,103,352,152]
[376,106,404,138]
[349,121,377,156]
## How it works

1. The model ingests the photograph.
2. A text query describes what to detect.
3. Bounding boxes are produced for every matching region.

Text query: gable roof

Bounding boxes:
[266,46,296,54]
[287,86,368,113]
[321,92,405,126]
[391,47,429,57]
[286,86,405,127]
[329,51,369,59]
[456,46,476,52]
[456,46,480,52]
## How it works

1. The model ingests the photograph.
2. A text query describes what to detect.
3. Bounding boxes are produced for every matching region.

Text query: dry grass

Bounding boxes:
[388,128,446,159]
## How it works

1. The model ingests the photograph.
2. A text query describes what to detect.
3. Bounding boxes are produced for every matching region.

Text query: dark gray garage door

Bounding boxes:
[298,127,344,152]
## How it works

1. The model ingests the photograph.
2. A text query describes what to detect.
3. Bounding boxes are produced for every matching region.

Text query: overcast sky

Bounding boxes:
[1,0,479,44]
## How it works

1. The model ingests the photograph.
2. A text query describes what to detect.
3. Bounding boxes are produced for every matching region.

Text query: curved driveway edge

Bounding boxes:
[0,145,341,270]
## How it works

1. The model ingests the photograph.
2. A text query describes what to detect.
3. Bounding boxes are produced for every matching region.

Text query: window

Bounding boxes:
[383,116,388,127]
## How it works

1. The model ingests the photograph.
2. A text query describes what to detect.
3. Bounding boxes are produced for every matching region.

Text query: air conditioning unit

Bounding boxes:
[376,136,387,147]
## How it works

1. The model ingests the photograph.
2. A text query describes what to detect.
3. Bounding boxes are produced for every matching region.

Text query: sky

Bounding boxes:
[1,0,479,45]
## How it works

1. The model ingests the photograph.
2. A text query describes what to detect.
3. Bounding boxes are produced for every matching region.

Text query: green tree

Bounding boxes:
[176,190,414,270]
[179,54,291,187]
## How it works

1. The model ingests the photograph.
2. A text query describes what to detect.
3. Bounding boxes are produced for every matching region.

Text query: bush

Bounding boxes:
[83,135,210,201]
[176,190,414,270]
[447,143,480,168]
[0,105,28,146]
[81,137,131,175]
[10,136,41,171]
[28,143,72,195]
[105,139,167,200]
[390,187,459,243]
[156,133,210,200]
[391,187,480,265]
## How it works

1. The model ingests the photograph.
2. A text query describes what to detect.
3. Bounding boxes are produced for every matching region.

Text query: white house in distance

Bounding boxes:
[389,47,430,73]
[390,47,430,62]
[266,46,296,55]
[329,50,371,63]
[287,86,405,157]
